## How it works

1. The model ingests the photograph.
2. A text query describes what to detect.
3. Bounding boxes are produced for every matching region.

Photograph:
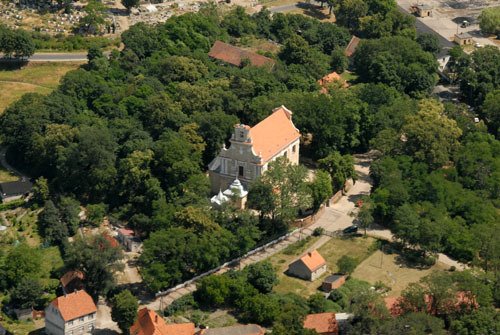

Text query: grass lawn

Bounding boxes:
[271,236,377,298]
[352,250,449,298]
[0,62,83,113]
[0,166,19,182]
[171,309,238,329]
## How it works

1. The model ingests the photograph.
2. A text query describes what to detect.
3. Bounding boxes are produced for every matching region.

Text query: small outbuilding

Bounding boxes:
[321,274,347,292]
[117,228,142,253]
[454,32,473,45]
[0,179,32,203]
[60,270,85,295]
[288,250,327,281]
[344,36,360,57]
[411,4,432,17]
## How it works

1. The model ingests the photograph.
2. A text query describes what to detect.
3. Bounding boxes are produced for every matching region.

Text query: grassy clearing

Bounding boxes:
[352,250,449,298]
[0,166,19,182]
[270,236,376,297]
[0,62,82,113]
[0,208,41,247]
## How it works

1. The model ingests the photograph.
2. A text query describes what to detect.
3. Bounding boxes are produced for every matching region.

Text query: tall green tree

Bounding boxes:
[111,290,138,335]
[318,152,356,192]
[478,7,500,36]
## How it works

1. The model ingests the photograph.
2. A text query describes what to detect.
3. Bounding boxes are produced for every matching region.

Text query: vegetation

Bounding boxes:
[111,290,138,335]
[0,24,35,59]
[478,7,500,36]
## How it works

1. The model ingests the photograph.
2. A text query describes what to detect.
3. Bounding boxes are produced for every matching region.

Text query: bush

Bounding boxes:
[449,266,456,272]
[164,294,197,316]
[337,255,358,274]
[283,237,311,255]
[313,227,324,236]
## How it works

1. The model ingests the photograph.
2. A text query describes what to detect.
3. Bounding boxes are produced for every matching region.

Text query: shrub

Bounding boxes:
[313,227,324,236]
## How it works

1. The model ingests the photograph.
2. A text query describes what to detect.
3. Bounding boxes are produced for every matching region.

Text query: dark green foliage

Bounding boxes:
[9,278,44,309]
[38,200,68,246]
[337,255,358,274]
[0,24,35,58]
[353,36,437,96]
[246,261,278,294]
[0,243,41,289]
[417,33,441,56]
[121,0,139,11]
[450,307,500,335]
[111,290,138,335]
[379,312,445,334]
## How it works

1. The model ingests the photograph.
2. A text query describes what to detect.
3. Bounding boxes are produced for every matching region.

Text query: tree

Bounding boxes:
[336,0,369,30]
[246,261,278,294]
[337,255,358,274]
[0,243,41,289]
[450,307,500,335]
[478,7,500,36]
[32,176,49,206]
[482,89,500,137]
[111,290,138,335]
[9,278,44,309]
[77,0,107,35]
[309,170,333,211]
[57,196,81,235]
[318,152,356,192]
[402,99,462,169]
[87,45,104,62]
[86,203,107,226]
[240,293,280,326]
[247,157,312,225]
[357,203,374,235]
[308,293,328,313]
[330,47,348,74]
[64,235,124,299]
[121,0,140,12]
[273,302,315,335]
[417,33,441,56]
[38,200,68,246]
[379,312,445,334]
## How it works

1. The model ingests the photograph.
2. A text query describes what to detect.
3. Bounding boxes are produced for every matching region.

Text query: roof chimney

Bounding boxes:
[155,315,158,323]
[308,252,312,257]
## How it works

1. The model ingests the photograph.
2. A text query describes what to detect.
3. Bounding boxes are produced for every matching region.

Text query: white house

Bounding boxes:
[45,290,97,335]
[288,250,327,281]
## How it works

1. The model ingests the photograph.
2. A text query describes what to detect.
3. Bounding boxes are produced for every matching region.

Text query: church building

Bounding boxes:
[208,106,301,197]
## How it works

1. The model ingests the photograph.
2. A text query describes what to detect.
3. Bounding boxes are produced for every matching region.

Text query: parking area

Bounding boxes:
[397,0,499,48]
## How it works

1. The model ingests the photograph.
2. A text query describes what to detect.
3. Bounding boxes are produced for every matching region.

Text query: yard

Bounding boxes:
[270,235,377,297]
[0,166,18,182]
[0,62,83,113]
[352,250,449,298]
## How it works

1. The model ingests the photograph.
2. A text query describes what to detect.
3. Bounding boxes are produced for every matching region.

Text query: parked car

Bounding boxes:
[461,20,470,28]
[343,225,358,235]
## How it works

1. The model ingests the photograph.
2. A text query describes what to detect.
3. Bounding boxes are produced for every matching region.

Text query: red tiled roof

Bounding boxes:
[130,308,195,335]
[345,36,360,57]
[119,228,135,237]
[208,41,275,68]
[249,106,300,163]
[60,271,84,288]
[103,232,120,248]
[299,250,326,272]
[51,290,96,322]
[303,312,338,334]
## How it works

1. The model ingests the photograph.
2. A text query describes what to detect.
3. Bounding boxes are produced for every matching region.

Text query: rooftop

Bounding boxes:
[323,274,345,283]
[248,106,300,162]
[131,308,195,335]
[50,290,96,322]
[345,36,360,57]
[0,179,32,197]
[118,228,135,237]
[208,41,275,68]
[60,270,84,288]
[456,32,473,39]
[298,250,326,272]
[303,312,338,334]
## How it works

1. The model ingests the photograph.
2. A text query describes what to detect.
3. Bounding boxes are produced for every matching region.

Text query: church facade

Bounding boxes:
[208,106,301,194]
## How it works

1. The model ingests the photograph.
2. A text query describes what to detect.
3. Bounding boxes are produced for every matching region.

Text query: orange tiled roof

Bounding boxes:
[208,41,275,68]
[249,106,300,163]
[51,290,96,322]
[303,312,338,334]
[130,308,195,335]
[300,250,326,272]
[103,232,120,248]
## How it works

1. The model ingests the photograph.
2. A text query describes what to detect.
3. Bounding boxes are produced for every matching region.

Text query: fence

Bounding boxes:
[155,227,301,298]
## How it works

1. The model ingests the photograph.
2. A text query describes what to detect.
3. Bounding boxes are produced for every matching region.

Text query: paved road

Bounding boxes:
[29,53,88,62]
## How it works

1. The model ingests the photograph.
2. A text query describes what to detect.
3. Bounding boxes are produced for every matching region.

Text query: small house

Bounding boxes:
[414,4,432,17]
[303,312,339,335]
[60,270,84,295]
[199,324,265,335]
[288,250,327,281]
[0,179,32,203]
[454,32,473,45]
[117,228,142,253]
[44,290,97,335]
[130,308,195,335]
[321,274,347,292]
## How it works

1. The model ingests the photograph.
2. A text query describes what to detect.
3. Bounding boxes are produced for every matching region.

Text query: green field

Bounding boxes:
[0,62,83,113]
[0,166,19,182]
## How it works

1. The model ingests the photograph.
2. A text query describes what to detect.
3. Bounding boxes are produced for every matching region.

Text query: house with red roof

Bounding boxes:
[60,270,85,295]
[130,308,195,335]
[303,312,339,335]
[208,41,275,68]
[208,106,300,194]
[44,290,97,335]
[288,250,327,281]
[117,228,142,252]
